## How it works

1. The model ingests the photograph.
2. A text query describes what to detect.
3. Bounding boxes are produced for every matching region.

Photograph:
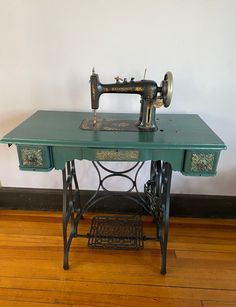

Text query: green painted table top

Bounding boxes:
[1,111,226,150]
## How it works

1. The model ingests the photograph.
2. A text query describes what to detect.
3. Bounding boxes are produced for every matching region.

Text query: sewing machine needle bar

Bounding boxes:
[93,109,97,127]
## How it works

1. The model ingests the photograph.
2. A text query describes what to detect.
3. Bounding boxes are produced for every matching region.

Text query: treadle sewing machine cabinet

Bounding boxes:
[0,70,226,274]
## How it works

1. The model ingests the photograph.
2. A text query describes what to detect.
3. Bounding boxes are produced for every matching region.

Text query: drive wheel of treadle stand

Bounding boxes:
[149,160,172,274]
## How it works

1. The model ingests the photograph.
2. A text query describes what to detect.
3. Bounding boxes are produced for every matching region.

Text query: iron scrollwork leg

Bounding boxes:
[145,160,172,275]
[62,160,82,270]
[61,159,172,274]
[82,161,147,213]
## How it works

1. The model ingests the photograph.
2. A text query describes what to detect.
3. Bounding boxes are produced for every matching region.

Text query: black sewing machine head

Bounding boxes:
[81,69,173,132]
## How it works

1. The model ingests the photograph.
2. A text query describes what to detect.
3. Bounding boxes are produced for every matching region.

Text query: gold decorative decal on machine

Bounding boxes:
[20,148,44,167]
[106,86,143,92]
[91,85,96,101]
[96,150,139,161]
[191,153,214,172]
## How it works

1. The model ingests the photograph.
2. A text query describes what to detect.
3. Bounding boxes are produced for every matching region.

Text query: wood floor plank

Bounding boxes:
[0,277,236,303]
[0,249,235,290]
[175,250,236,261]
[0,288,204,307]
[203,301,236,306]
[0,300,71,307]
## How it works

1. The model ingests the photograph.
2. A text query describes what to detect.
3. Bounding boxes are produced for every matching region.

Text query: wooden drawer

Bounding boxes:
[17,145,53,171]
[182,150,220,176]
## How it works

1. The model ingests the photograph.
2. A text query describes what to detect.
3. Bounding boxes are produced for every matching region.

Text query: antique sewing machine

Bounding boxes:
[0,69,226,275]
[81,69,173,131]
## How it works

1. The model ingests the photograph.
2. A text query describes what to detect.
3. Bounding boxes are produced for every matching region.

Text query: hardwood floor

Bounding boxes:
[0,210,235,306]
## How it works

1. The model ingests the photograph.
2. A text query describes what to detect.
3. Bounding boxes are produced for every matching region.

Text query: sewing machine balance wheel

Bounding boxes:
[162,71,173,107]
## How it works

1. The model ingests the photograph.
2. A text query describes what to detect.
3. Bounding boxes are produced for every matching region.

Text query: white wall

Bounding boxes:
[0,0,235,195]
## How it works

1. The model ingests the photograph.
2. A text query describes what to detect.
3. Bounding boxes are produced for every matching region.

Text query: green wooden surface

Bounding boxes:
[1,111,226,149]
[0,111,226,174]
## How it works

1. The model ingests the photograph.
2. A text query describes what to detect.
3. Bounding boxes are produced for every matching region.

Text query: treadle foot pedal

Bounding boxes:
[88,215,144,250]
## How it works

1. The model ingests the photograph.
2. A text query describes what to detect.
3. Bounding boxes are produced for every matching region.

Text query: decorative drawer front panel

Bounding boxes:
[95,149,139,161]
[182,150,220,176]
[83,148,140,161]
[17,145,53,171]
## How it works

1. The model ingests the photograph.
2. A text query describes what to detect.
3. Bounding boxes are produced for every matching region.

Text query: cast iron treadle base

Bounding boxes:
[88,215,144,250]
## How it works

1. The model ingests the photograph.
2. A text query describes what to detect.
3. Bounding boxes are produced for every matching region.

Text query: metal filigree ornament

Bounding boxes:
[95,150,139,161]
[191,153,214,172]
[21,148,43,167]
